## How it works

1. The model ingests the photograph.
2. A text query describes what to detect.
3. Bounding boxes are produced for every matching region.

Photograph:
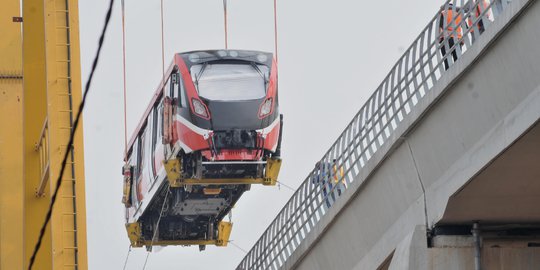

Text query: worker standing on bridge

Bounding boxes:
[468,0,492,36]
[439,3,463,70]
[312,161,335,208]
[332,159,346,197]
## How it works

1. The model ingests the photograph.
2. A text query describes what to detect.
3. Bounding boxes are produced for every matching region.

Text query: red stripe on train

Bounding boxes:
[171,119,209,152]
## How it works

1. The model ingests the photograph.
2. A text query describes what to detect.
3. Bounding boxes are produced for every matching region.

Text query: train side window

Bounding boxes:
[172,72,187,107]
[166,76,174,100]
[151,99,164,178]
[139,128,147,174]
[131,138,139,204]
[158,100,164,145]
[146,111,154,183]
[125,154,135,206]
[180,75,187,107]
[135,127,147,203]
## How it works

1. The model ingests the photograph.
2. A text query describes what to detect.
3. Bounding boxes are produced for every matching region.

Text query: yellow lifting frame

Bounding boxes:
[164,157,282,187]
[126,221,233,248]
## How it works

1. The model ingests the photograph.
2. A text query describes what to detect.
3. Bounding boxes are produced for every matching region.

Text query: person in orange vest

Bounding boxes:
[439,3,463,70]
[470,0,491,35]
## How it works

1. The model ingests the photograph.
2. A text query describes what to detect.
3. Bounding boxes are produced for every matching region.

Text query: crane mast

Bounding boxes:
[0,0,88,269]
[0,0,24,269]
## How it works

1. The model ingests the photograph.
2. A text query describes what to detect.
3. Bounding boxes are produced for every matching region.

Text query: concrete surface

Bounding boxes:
[285,0,540,269]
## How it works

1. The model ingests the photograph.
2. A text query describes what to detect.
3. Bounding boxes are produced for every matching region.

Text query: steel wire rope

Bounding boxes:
[121,0,128,157]
[122,245,132,270]
[142,186,171,270]
[276,180,295,191]
[248,173,336,268]
[27,0,115,268]
[228,240,248,254]
[221,0,277,58]
[160,0,166,82]
[273,0,278,64]
[223,0,228,49]
[141,5,167,267]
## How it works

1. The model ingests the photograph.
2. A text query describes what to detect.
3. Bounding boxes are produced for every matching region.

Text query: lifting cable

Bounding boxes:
[223,0,228,49]
[121,245,132,270]
[276,180,295,191]
[221,0,278,60]
[142,186,171,270]
[228,240,249,254]
[273,0,279,64]
[121,0,128,158]
[160,0,166,82]
[27,0,115,268]
[120,2,167,267]
[121,0,167,158]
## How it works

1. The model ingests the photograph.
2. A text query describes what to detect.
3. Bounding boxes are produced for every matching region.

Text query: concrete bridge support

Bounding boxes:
[388,226,540,270]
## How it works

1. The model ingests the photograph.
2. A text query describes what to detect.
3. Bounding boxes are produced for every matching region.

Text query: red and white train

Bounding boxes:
[122,50,282,250]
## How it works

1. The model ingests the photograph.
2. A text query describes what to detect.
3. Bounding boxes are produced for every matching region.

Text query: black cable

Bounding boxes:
[28,0,115,268]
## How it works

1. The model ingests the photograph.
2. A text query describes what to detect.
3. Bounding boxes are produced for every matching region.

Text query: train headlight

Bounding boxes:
[192,98,209,119]
[259,98,273,118]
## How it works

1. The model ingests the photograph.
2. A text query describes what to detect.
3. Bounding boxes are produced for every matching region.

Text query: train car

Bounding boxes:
[122,50,282,250]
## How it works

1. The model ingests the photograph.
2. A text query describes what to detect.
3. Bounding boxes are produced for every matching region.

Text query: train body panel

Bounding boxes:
[122,50,282,248]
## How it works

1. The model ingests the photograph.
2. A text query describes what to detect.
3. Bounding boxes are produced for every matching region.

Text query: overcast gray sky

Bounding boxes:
[79,0,442,269]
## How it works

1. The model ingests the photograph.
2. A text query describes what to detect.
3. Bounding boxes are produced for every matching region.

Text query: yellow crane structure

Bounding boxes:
[0,0,88,269]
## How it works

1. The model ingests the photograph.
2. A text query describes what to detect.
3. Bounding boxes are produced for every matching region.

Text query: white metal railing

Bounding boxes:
[236,0,512,269]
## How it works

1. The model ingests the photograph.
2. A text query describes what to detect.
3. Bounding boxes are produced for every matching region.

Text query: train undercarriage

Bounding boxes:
[126,151,281,250]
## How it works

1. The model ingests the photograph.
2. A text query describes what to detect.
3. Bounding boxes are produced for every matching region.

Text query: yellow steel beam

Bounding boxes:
[0,1,23,269]
[22,0,87,269]
[164,158,282,187]
[22,0,52,267]
[126,222,233,248]
[176,177,271,185]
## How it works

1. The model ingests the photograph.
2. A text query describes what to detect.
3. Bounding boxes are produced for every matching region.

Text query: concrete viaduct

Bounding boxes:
[237,0,540,269]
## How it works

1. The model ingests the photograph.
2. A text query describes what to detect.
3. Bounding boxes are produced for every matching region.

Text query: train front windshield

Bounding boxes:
[191,63,269,101]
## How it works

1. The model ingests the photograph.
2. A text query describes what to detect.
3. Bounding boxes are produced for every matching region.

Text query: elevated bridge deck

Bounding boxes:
[237,0,540,269]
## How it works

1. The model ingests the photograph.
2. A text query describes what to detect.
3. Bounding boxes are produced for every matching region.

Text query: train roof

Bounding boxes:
[177,50,274,68]
[178,49,272,57]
